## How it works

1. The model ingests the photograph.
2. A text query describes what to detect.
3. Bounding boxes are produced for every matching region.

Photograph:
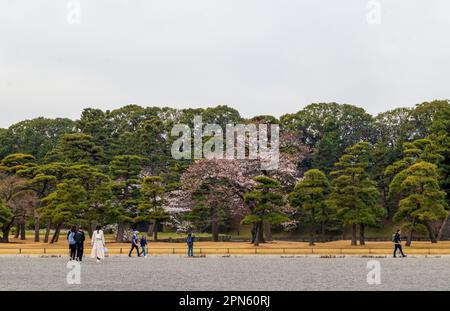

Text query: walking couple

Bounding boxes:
[129,231,148,257]
[67,225,85,262]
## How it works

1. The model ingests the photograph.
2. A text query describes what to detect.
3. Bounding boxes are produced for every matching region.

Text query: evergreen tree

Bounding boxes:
[289,169,331,245]
[138,176,169,241]
[19,162,68,242]
[45,133,105,165]
[330,142,385,245]
[64,164,112,237]
[242,176,288,246]
[40,179,87,243]
[389,162,447,245]
[109,155,145,242]
[0,201,13,243]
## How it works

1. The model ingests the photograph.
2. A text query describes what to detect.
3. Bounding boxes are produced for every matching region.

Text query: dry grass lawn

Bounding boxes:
[1,235,449,255]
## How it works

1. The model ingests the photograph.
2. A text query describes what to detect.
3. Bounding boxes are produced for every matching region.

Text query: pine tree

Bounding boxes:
[64,164,112,237]
[139,176,169,241]
[330,142,385,245]
[242,176,288,246]
[289,169,331,245]
[45,133,105,165]
[109,155,145,242]
[40,179,87,243]
[0,201,13,243]
[389,162,447,245]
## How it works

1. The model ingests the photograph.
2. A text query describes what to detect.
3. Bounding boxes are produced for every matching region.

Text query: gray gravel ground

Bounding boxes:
[0,255,449,291]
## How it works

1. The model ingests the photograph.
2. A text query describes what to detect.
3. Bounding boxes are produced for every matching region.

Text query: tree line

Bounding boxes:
[0,101,448,246]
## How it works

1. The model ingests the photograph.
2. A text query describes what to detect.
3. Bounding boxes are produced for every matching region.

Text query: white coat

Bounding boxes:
[90,229,106,259]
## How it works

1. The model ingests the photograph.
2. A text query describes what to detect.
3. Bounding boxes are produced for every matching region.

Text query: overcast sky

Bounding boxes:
[0,0,449,128]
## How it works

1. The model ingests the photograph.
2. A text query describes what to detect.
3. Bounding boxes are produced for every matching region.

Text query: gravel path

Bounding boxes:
[1,255,449,291]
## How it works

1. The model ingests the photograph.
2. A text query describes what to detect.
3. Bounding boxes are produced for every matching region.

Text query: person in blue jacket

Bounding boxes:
[187,233,195,257]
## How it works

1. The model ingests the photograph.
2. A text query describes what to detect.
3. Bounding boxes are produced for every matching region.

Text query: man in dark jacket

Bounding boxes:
[187,233,195,257]
[75,226,86,262]
[129,231,141,257]
[393,229,406,258]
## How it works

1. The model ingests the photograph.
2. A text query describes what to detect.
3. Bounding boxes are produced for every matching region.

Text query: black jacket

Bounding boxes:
[394,233,401,244]
[75,231,85,244]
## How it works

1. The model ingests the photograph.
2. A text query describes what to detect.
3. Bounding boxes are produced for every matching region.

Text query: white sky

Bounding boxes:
[0,0,449,128]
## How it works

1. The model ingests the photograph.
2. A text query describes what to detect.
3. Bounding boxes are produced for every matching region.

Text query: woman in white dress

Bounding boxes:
[91,225,105,262]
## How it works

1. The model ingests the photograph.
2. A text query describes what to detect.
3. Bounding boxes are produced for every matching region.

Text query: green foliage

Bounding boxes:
[242,176,288,226]
[281,103,374,172]
[0,201,13,227]
[0,153,36,175]
[330,142,385,228]
[108,155,145,226]
[138,176,170,227]
[289,169,333,239]
[40,179,87,224]
[0,118,75,161]
[64,164,113,226]
[45,133,105,165]
[390,162,448,241]
[0,100,448,242]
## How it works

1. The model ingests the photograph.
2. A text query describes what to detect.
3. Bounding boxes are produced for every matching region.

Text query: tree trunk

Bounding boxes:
[116,222,125,242]
[351,224,357,246]
[44,220,51,243]
[359,224,365,246]
[1,217,15,243]
[20,223,26,240]
[211,206,219,242]
[257,221,265,244]
[264,222,273,242]
[425,221,437,243]
[406,218,417,247]
[153,220,159,241]
[250,223,256,244]
[1,228,10,243]
[321,221,325,235]
[34,214,40,242]
[87,222,94,238]
[14,224,20,239]
[86,223,95,238]
[309,209,315,246]
[254,222,261,246]
[406,230,413,247]
[437,214,449,241]
[50,223,62,244]
[147,223,154,236]
[381,184,390,218]
[55,225,61,242]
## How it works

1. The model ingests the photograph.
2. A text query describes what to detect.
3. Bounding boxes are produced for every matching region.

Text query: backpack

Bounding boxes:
[391,234,395,242]
[68,232,76,245]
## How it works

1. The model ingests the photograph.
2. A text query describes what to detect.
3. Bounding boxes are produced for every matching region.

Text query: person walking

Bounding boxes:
[67,226,77,261]
[140,235,148,258]
[75,226,86,262]
[129,231,141,257]
[393,229,407,258]
[187,233,195,257]
[91,225,106,263]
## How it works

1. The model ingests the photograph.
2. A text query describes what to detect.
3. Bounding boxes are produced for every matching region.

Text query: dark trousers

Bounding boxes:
[394,244,405,257]
[76,243,84,261]
[129,243,140,257]
[69,244,77,260]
